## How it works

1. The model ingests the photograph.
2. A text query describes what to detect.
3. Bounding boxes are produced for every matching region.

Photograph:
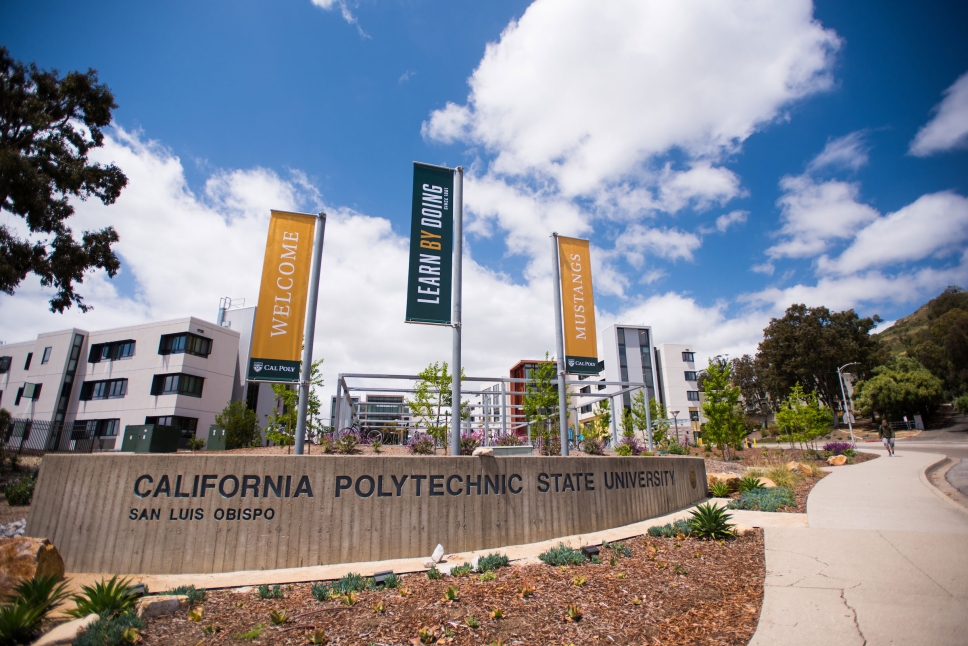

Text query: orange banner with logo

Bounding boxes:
[557,236,599,374]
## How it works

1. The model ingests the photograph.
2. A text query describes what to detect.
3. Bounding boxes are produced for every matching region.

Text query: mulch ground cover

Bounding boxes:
[139,532,764,646]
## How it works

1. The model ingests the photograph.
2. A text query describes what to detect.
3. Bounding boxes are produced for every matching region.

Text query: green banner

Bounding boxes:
[248,357,300,382]
[406,162,454,324]
[565,356,600,375]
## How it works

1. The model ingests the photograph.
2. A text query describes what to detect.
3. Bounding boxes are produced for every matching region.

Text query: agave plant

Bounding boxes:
[442,585,460,603]
[306,628,328,644]
[465,614,480,629]
[0,601,47,645]
[269,609,289,625]
[688,502,735,540]
[489,607,504,619]
[709,481,732,498]
[737,475,765,493]
[68,576,138,618]
[565,604,583,622]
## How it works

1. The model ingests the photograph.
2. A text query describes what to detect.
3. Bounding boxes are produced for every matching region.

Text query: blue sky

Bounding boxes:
[2,0,968,392]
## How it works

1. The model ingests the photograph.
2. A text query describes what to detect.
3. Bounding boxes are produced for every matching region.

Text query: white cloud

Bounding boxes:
[714,210,748,233]
[398,70,416,83]
[767,175,879,259]
[614,224,702,266]
[817,191,968,275]
[424,0,839,200]
[807,130,870,172]
[310,0,368,37]
[751,262,775,276]
[909,70,968,156]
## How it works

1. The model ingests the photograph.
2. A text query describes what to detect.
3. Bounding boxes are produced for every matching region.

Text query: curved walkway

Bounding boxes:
[750,449,968,646]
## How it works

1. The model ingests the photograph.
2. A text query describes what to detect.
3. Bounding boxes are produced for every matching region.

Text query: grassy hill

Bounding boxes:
[875,286,968,356]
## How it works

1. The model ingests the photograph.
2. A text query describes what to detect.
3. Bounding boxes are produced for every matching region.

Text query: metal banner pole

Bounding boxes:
[450,167,464,456]
[552,233,569,456]
[294,212,327,455]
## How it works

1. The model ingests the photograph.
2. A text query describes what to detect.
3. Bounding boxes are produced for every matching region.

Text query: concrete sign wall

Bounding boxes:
[27,455,707,575]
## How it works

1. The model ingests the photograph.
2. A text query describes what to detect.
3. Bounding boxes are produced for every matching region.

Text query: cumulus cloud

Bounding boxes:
[807,131,870,172]
[714,210,748,233]
[424,0,839,200]
[817,191,968,275]
[767,175,879,259]
[614,224,702,265]
[909,70,968,156]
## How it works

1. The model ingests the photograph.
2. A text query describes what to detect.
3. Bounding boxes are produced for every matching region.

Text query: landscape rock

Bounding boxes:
[827,455,848,466]
[136,594,190,619]
[31,613,99,646]
[0,537,65,599]
[755,477,777,488]
[707,473,740,489]
[786,461,814,476]
[431,544,445,563]
[472,447,494,457]
[423,560,437,568]
[0,518,27,539]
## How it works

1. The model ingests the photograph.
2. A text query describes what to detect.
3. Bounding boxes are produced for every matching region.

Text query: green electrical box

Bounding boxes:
[120,425,180,453]
[207,424,226,451]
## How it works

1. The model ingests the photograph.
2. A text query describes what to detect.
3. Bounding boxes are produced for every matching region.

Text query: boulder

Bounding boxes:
[431,543,445,563]
[786,461,814,476]
[707,473,740,489]
[31,613,99,646]
[471,447,493,457]
[0,537,65,599]
[755,477,777,488]
[827,455,848,466]
[136,594,190,619]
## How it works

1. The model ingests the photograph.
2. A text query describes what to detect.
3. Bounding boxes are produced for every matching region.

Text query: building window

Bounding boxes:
[88,340,135,363]
[24,353,33,370]
[71,419,120,440]
[145,415,198,438]
[684,371,697,381]
[41,347,52,364]
[597,381,606,391]
[158,333,212,358]
[682,352,695,362]
[0,356,10,373]
[689,410,700,422]
[15,383,42,405]
[579,385,590,394]
[79,378,128,401]
[150,373,205,398]
[686,391,700,401]
[580,404,593,414]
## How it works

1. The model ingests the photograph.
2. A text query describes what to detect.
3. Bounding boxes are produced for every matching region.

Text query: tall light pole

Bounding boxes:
[837,362,859,444]
[670,410,680,445]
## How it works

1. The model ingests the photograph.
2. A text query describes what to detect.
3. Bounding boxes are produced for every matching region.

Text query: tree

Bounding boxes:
[853,356,945,421]
[774,383,832,449]
[262,358,325,451]
[731,354,772,426]
[700,359,747,459]
[408,361,467,450]
[216,400,260,450]
[1,48,128,312]
[756,304,881,410]
[522,354,563,451]
[629,389,668,447]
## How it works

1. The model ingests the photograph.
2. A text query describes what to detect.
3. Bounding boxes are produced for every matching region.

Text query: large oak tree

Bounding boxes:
[0,47,127,312]
[755,304,881,410]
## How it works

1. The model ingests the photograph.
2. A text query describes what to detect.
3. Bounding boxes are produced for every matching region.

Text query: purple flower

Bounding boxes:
[823,441,855,455]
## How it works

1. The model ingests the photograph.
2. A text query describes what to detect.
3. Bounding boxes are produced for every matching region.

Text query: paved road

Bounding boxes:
[750,448,968,646]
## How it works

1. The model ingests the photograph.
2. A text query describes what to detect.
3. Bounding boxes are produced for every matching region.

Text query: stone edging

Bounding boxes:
[920,455,968,517]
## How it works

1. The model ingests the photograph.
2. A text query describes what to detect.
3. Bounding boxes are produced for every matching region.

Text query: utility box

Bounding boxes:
[120,425,180,453]
[207,425,226,451]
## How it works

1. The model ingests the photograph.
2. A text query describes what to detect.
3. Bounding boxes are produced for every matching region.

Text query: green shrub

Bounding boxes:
[954,393,968,415]
[647,519,692,537]
[4,475,35,506]
[0,575,70,645]
[709,481,731,497]
[538,543,586,567]
[737,475,765,493]
[74,611,144,646]
[667,441,690,455]
[380,573,401,589]
[185,437,206,452]
[728,486,796,512]
[67,576,138,619]
[310,582,332,601]
[162,585,206,605]
[426,566,442,580]
[256,584,284,600]
[450,563,473,578]
[0,600,46,645]
[332,573,369,595]
[615,444,633,456]
[688,503,735,539]
[476,552,509,573]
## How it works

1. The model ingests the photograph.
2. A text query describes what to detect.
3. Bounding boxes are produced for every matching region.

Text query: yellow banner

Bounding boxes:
[558,236,598,373]
[249,211,316,379]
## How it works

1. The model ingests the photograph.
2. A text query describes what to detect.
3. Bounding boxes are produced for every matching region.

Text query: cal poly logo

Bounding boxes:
[253,362,263,373]
[567,358,575,367]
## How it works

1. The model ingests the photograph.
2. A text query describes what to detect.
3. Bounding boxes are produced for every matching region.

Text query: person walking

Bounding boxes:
[879,418,895,456]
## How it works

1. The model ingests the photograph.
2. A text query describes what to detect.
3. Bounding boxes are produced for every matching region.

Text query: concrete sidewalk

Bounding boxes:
[750,449,968,646]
